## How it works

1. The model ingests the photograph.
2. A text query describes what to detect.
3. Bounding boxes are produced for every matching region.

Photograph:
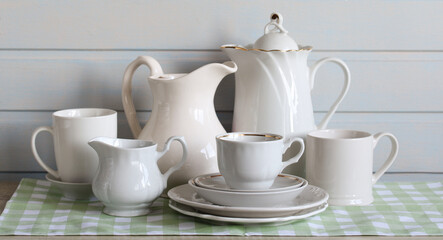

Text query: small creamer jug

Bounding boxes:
[89,136,187,217]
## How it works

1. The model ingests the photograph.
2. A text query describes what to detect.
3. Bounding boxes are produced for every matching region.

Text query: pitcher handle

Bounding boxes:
[372,132,399,184]
[122,56,163,138]
[31,126,59,178]
[310,57,351,129]
[281,137,305,170]
[156,136,188,188]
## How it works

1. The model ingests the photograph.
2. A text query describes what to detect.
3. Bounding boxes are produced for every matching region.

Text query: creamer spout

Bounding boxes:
[88,137,114,156]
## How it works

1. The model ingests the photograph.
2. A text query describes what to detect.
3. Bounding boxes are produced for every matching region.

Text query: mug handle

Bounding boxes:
[281,137,305,170]
[31,126,59,178]
[156,136,188,188]
[372,132,399,184]
[310,57,351,129]
[122,56,164,138]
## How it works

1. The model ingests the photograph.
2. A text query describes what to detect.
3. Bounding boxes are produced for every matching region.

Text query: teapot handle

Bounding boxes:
[309,57,351,129]
[156,136,188,188]
[122,56,163,138]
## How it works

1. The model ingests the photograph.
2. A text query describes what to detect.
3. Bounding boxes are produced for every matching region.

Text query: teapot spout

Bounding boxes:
[221,45,256,69]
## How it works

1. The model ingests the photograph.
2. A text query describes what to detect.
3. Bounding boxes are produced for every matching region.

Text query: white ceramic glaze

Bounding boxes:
[169,200,328,225]
[167,184,328,218]
[188,178,307,207]
[193,173,304,193]
[216,132,304,190]
[306,129,399,206]
[89,136,187,217]
[221,13,351,178]
[45,174,94,200]
[31,108,117,183]
[122,56,237,190]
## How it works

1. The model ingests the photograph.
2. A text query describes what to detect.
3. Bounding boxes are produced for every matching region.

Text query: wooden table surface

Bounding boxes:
[0,181,441,240]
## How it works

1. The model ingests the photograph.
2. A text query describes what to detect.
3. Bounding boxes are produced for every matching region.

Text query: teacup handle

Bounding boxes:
[122,56,164,138]
[281,137,305,170]
[372,132,399,184]
[156,136,188,188]
[31,126,59,178]
[310,57,351,129]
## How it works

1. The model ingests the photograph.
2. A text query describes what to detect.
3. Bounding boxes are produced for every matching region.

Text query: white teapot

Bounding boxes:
[221,13,351,177]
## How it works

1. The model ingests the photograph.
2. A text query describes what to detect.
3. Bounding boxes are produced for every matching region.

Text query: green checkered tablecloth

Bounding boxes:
[0,179,442,236]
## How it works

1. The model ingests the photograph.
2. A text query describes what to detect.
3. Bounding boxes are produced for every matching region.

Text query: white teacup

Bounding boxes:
[216,132,305,190]
[306,129,399,206]
[31,108,117,183]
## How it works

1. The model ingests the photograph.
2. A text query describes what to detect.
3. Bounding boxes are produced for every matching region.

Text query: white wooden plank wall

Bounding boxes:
[1,0,442,181]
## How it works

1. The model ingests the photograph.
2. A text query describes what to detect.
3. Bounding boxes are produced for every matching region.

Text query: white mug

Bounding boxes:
[216,132,305,190]
[31,108,117,183]
[306,129,399,206]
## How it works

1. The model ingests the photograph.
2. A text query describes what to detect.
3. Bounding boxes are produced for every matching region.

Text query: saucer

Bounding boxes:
[45,174,94,200]
[169,200,328,224]
[188,178,307,207]
[168,184,328,218]
[193,173,304,192]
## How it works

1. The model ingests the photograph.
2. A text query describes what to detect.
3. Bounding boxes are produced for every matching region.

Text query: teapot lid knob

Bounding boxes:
[253,12,299,51]
[266,13,287,34]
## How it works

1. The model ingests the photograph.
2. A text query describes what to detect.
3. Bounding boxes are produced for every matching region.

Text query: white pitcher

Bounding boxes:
[221,13,351,177]
[122,56,237,189]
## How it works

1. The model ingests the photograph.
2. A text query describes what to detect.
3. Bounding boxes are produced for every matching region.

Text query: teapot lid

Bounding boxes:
[253,13,299,51]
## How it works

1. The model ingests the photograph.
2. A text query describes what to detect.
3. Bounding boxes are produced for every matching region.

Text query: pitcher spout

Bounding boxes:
[197,61,237,79]
[186,61,237,88]
[219,61,238,76]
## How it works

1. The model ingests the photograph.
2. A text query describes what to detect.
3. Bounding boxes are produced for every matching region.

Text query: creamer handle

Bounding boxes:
[157,136,188,188]
[310,57,351,129]
[31,126,59,178]
[372,132,399,184]
[122,56,163,138]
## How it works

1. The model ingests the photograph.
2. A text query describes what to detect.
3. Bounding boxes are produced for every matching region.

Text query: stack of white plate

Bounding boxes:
[167,173,329,224]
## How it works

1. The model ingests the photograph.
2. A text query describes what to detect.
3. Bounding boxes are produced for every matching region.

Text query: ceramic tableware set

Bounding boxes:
[168,176,329,224]
[31,12,399,222]
[32,109,188,216]
[167,133,329,224]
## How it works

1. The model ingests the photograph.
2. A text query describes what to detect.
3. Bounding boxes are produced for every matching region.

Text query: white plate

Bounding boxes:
[167,184,328,218]
[189,178,307,207]
[46,174,94,200]
[169,200,328,225]
[193,173,304,192]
